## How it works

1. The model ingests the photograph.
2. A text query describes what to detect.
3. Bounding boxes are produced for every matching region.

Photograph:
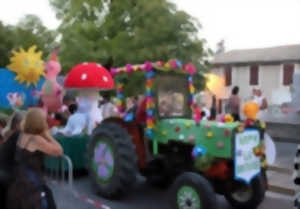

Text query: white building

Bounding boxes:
[210,44,300,123]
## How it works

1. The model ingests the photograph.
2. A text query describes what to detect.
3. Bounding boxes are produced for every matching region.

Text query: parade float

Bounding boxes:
[0,46,45,112]
[44,59,269,209]
[83,60,267,209]
[45,62,114,170]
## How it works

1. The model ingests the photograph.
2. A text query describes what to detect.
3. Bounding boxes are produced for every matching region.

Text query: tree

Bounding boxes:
[0,15,57,68]
[50,0,210,68]
[50,0,211,94]
[13,15,58,58]
[0,22,15,67]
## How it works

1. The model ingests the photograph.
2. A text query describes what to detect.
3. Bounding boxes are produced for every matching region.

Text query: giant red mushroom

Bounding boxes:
[64,62,114,134]
[64,62,114,90]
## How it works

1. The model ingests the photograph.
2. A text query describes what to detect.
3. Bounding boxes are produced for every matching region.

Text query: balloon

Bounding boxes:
[243,102,259,120]
[7,45,45,86]
[41,49,63,113]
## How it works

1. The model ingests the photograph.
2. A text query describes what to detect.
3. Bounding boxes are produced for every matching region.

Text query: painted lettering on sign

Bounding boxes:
[235,130,261,184]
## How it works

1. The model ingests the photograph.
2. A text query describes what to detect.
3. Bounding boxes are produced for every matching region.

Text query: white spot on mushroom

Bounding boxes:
[81,73,87,80]
[97,64,102,68]
[103,76,108,82]
[82,62,88,65]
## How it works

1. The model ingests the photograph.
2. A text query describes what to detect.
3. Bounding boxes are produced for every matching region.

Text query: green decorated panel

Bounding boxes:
[154,119,240,158]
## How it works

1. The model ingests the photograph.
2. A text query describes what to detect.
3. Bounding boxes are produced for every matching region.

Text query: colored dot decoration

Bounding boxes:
[185,122,192,129]
[206,131,213,138]
[217,141,224,149]
[224,129,230,137]
[188,135,195,143]
[175,126,181,132]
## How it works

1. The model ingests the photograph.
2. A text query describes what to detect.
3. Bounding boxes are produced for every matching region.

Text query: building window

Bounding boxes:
[250,65,259,85]
[283,64,294,85]
[224,66,232,86]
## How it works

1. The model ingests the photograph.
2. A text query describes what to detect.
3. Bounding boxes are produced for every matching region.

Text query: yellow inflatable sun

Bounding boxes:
[7,45,45,86]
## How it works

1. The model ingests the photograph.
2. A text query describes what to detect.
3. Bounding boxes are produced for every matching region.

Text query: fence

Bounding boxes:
[45,154,73,190]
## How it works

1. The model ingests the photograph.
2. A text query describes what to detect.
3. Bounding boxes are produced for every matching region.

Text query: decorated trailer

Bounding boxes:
[83,60,267,209]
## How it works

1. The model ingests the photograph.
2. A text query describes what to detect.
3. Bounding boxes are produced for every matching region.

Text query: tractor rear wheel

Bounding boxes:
[88,122,137,199]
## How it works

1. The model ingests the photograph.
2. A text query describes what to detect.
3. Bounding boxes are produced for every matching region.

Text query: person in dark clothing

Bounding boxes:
[6,108,63,209]
[227,86,241,121]
[68,103,78,115]
[210,95,217,120]
[0,112,25,208]
[54,113,67,126]
[0,116,7,144]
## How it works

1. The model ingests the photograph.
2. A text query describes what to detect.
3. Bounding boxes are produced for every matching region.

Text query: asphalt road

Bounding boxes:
[49,141,296,209]
[50,175,293,209]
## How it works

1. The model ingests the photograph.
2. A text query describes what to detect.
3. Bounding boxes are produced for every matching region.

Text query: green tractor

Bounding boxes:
[87,61,267,209]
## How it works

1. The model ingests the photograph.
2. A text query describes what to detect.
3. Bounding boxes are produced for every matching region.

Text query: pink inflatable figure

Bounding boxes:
[40,49,64,113]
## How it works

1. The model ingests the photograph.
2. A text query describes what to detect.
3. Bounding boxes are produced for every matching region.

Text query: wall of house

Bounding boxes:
[209,63,300,123]
[296,63,300,72]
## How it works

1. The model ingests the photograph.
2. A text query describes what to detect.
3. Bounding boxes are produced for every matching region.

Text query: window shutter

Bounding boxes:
[224,66,232,86]
[283,64,294,85]
[218,99,223,114]
[250,65,259,85]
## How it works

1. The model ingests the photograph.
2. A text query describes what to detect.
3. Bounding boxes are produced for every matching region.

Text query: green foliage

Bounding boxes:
[0,15,57,67]
[0,22,15,67]
[49,0,211,80]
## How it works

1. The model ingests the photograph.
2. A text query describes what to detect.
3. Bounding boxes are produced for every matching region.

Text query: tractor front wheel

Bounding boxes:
[169,172,218,209]
[224,175,265,209]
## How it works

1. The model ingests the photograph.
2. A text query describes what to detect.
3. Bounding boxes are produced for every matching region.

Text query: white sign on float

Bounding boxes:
[234,130,261,184]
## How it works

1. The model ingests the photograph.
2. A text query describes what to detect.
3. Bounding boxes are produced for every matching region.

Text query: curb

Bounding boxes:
[268,165,292,174]
[268,184,295,196]
[267,166,295,196]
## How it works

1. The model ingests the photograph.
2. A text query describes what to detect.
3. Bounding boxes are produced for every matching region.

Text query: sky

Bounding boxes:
[0,0,299,51]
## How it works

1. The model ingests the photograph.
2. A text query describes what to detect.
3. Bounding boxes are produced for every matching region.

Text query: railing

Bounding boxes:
[45,154,73,190]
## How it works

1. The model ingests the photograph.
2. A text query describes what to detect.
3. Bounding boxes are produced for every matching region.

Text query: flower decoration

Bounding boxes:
[164,62,171,69]
[110,60,198,144]
[245,118,255,127]
[125,64,133,73]
[156,61,164,67]
[253,142,265,157]
[260,121,266,130]
[238,125,244,133]
[116,80,125,113]
[143,61,153,71]
[261,154,267,169]
[224,114,234,123]
[184,63,196,75]
[169,59,178,69]
[144,65,155,140]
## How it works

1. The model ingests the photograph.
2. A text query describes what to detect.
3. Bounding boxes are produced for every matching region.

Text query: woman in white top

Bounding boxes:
[252,88,268,119]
